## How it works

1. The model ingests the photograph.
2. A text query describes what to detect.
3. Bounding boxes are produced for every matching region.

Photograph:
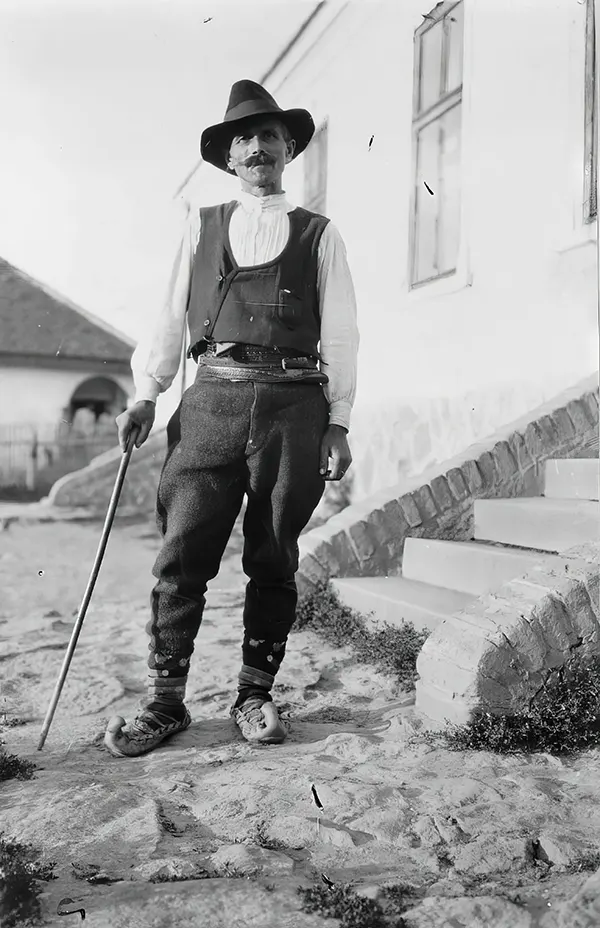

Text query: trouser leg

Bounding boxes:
[235,382,329,705]
[147,378,252,707]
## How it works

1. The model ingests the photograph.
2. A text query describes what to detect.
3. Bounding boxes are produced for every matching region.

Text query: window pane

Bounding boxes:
[446,2,464,92]
[413,118,441,282]
[419,21,443,112]
[437,104,462,273]
[412,104,462,284]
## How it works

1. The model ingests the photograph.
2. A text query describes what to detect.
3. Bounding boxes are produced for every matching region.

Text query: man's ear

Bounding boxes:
[225,139,236,172]
[285,139,296,163]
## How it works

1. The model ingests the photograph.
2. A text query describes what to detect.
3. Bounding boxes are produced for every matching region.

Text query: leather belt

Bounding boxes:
[196,365,327,383]
[192,341,318,370]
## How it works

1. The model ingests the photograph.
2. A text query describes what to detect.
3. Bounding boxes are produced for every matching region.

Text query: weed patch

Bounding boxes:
[0,742,36,782]
[566,851,600,874]
[0,834,56,928]
[298,885,389,927]
[423,654,600,755]
[297,881,419,927]
[0,715,36,782]
[294,582,429,689]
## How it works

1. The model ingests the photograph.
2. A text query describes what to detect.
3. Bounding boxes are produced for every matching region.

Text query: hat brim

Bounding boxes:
[200,108,315,174]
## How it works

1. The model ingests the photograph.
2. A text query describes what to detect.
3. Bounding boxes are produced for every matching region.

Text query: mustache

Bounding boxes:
[244,153,275,168]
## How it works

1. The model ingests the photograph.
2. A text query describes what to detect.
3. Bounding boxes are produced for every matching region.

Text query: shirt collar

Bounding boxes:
[237,190,294,214]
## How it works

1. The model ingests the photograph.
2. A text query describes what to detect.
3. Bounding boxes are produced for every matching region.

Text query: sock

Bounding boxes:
[145,695,187,722]
[146,671,188,721]
[234,685,272,709]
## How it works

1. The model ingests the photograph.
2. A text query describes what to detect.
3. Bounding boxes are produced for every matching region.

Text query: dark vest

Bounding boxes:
[187,201,330,358]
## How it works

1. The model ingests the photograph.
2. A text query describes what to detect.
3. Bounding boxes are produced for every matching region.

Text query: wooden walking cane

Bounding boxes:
[37,426,140,751]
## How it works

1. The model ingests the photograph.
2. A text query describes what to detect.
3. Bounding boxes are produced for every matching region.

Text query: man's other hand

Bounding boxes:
[115,401,156,452]
[319,424,352,482]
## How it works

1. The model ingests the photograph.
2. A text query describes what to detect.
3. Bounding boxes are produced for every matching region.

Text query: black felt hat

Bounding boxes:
[200,79,315,174]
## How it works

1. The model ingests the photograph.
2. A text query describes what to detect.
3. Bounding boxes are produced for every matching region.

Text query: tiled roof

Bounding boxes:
[0,257,135,363]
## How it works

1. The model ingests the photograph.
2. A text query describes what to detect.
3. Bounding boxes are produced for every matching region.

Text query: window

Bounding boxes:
[584,0,597,223]
[410,2,464,287]
[304,119,328,214]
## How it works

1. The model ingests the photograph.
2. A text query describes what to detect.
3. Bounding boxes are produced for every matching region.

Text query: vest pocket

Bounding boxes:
[277,289,303,330]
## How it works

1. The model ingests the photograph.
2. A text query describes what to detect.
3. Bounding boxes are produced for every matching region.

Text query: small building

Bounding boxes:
[0,256,134,497]
[176,0,598,501]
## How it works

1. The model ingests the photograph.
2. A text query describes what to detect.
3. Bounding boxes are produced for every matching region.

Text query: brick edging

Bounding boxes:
[297,374,599,591]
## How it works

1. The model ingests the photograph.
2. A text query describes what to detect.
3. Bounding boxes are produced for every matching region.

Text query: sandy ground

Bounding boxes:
[1,513,600,928]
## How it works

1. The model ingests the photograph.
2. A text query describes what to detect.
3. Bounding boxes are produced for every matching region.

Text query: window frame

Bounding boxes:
[409,1,464,289]
[583,0,597,224]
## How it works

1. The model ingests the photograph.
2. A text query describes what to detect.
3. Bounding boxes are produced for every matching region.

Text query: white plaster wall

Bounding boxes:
[0,367,134,427]
[175,0,598,496]
[266,0,597,400]
[346,373,573,499]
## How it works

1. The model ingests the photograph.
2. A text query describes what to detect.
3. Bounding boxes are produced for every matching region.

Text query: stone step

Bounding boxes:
[474,497,599,553]
[414,680,466,728]
[544,458,599,500]
[401,538,564,596]
[331,576,477,635]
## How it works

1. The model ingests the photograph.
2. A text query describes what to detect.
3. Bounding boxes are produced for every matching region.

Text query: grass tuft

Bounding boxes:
[294,581,429,689]
[250,819,288,851]
[0,833,56,928]
[0,715,27,728]
[423,654,600,756]
[149,870,209,883]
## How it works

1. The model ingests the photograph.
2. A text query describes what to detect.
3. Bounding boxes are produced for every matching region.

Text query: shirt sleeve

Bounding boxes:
[317,222,360,431]
[131,201,199,403]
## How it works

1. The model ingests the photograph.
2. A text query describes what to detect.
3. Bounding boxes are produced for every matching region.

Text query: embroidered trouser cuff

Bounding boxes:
[147,670,188,702]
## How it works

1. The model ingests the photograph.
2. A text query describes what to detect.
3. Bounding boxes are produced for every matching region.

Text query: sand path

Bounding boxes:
[1,514,599,927]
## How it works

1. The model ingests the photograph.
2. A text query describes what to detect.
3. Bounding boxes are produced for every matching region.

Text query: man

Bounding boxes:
[104,80,359,758]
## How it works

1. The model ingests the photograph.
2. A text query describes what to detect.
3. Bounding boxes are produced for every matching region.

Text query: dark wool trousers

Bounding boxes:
[146,373,329,707]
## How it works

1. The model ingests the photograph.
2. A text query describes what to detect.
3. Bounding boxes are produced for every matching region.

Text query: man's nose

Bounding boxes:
[248,135,266,152]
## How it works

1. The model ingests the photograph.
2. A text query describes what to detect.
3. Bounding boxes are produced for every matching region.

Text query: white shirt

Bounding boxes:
[132,191,359,430]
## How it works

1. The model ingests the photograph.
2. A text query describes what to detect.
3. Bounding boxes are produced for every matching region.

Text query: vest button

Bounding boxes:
[204,319,210,326]
[216,275,224,282]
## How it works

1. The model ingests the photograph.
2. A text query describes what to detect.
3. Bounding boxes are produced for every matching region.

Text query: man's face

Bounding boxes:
[226,117,295,190]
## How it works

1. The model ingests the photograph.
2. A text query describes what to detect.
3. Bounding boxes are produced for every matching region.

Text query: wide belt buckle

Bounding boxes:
[282,356,314,371]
